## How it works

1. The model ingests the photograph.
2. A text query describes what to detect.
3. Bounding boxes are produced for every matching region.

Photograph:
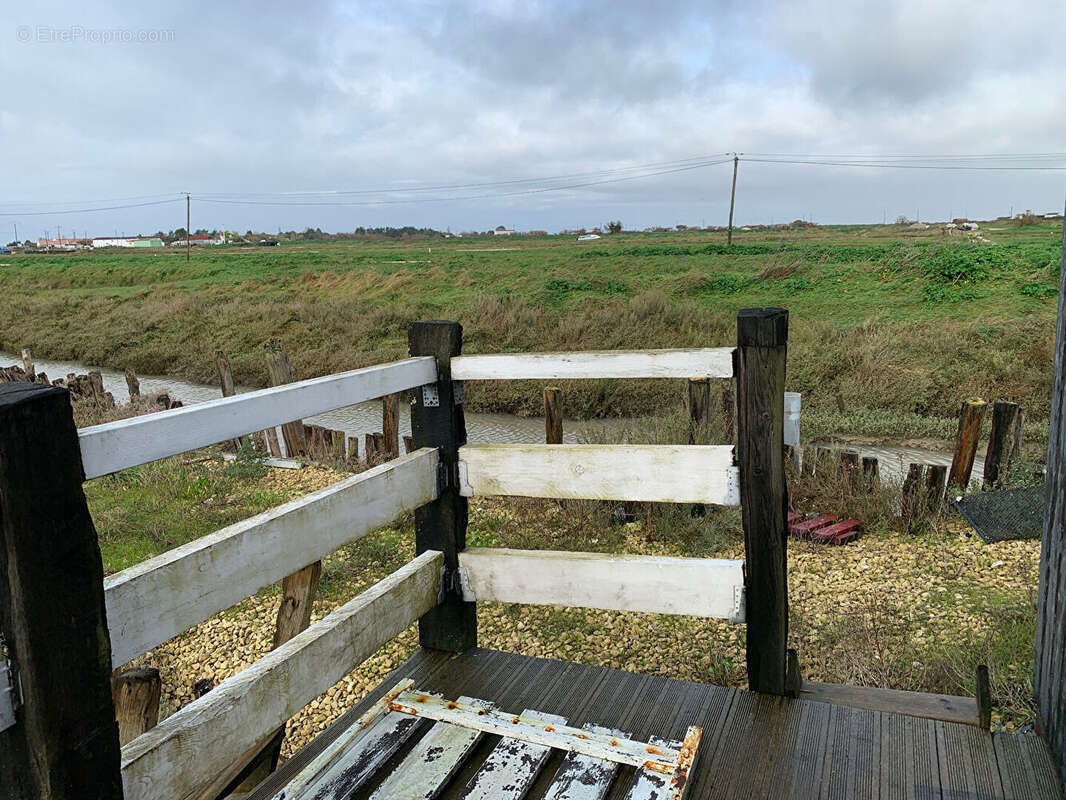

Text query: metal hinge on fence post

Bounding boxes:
[0,658,20,732]
[422,385,440,407]
[453,381,465,405]
[729,585,746,624]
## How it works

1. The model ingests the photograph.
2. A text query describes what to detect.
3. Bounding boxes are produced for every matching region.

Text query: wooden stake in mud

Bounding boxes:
[382,392,401,459]
[264,339,307,457]
[20,348,33,377]
[736,307,789,695]
[687,378,710,445]
[840,449,860,490]
[948,398,987,489]
[544,387,563,444]
[901,463,924,518]
[983,401,1024,488]
[347,435,359,462]
[925,464,948,512]
[112,668,161,747]
[215,350,248,451]
[0,383,123,799]
[124,367,140,398]
[862,455,880,486]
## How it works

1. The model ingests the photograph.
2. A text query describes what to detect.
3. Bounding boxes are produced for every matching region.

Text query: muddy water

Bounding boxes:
[4,352,969,484]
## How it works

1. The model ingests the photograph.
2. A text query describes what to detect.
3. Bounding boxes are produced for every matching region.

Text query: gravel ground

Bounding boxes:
[127,463,1042,760]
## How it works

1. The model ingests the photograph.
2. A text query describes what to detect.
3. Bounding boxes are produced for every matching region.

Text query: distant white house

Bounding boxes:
[577,233,601,241]
[171,234,225,247]
[493,226,516,236]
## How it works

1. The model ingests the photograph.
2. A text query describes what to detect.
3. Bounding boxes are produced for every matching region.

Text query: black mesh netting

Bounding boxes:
[952,485,1046,543]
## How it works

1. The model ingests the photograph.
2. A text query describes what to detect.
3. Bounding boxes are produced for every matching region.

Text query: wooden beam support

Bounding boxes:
[736,307,790,695]
[408,320,476,652]
[948,398,988,488]
[1035,209,1066,797]
[382,392,401,459]
[0,383,123,799]
[688,378,710,445]
[983,401,1024,488]
[265,339,307,457]
[112,669,162,747]
[544,387,563,444]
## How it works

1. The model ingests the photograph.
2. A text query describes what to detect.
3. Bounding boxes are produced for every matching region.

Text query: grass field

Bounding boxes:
[2,221,1061,444]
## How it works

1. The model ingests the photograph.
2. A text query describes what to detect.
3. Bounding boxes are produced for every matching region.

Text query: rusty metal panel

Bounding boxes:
[458,709,566,799]
[544,725,625,800]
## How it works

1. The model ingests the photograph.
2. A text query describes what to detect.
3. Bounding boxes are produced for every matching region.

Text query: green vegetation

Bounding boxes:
[2,222,1060,444]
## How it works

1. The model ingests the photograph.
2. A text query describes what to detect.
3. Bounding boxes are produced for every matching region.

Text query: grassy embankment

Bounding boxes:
[1,221,1061,448]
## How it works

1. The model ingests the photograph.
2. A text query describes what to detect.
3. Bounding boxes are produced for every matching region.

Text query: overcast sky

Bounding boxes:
[1,0,1064,238]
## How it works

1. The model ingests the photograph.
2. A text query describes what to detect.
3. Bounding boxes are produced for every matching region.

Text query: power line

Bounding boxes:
[0,198,184,217]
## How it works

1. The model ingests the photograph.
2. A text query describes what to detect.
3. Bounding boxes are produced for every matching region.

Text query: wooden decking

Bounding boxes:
[247,647,1062,800]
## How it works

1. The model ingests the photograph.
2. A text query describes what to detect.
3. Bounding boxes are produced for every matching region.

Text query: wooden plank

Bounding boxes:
[409,320,476,652]
[800,681,979,726]
[544,725,624,800]
[456,709,565,799]
[388,689,686,771]
[457,444,739,505]
[935,719,1004,799]
[736,307,790,695]
[78,356,436,478]
[278,685,423,800]
[0,383,124,800]
[119,551,443,800]
[450,348,735,380]
[625,736,681,800]
[878,712,941,800]
[765,698,831,798]
[993,732,1064,800]
[104,448,439,667]
[688,379,710,445]
[459,548,745,621]
[368,698,492,800]
[820,704,881,800]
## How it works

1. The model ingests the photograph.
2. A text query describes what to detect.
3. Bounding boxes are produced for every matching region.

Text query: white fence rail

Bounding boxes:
[457,444,740,505]
[119,550,443,800]
[104,449,439,667]
[79,357,436,478]
[460,548,745,622]
[450,348,734,381]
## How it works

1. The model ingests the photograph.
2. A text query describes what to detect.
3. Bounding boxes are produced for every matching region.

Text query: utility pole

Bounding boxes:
[185,193,191,262]
[727,153,739,246]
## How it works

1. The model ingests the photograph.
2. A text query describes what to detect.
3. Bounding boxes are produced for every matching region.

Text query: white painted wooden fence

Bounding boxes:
[450,348,734,380]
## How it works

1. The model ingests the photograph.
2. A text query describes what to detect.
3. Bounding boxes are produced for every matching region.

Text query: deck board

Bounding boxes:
[246,648,1062,800]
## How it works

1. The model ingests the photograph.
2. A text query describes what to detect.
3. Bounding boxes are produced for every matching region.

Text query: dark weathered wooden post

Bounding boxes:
[687,378,710,445]
[544,387,563,444]
[264,339,307,457]
[0,383,123,799]
[901,463,924,519]
[409,321,476,652]
[861,455,880,486]
[112,668,161,747]
[925,464,948,512]
[736,308,789,695]
[382,392,401,459]
[983,401,1024,487]
[1035,213,1066,796]
[948,398,987,488]
[124,367,140,399]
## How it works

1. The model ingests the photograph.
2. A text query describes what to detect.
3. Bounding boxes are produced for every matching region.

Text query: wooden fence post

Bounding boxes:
[840,449,860,490]
[264,339,307,457]
[721,377,737,447]
[215,350,248,452]
[925,464,948,512]
[383,392,401,459]
[901,463,924,518]
[409,320,476,652]
[688,378,710,445]
[124,367,140,398]
[984,401,1024,488]
[112,668,161,747]
[1035,215,1066,796]
[862,455,880,486]
[20,348,33,377]
[544,387,563,444]
[948,398,988,489]
[736,308,789,696]
[0,383,123,799]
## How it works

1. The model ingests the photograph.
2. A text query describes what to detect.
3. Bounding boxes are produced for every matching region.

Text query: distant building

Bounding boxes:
[131,237,164,248]
[37,238,90,250]
[577,233,601,241]
[171,234,224,247]
[493,226,516,236]
[528,230,548,236]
